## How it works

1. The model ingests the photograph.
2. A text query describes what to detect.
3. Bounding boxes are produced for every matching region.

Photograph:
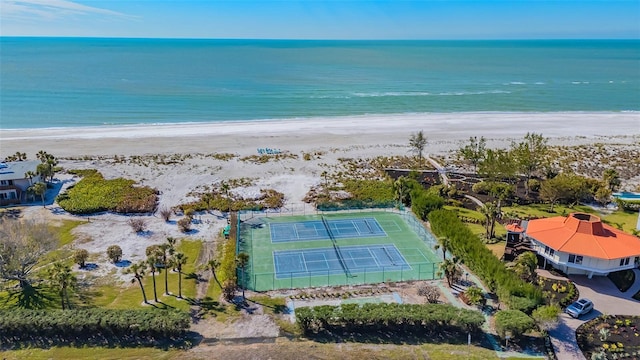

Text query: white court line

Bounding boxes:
[367,248,382,267]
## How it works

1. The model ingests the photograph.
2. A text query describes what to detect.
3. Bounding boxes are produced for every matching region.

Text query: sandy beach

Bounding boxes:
[2,112,639,157]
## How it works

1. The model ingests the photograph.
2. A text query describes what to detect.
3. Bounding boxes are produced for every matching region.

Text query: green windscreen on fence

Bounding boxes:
[237,209,443,291]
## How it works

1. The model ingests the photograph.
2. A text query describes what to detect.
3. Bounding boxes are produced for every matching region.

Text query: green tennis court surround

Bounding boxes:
[237,209,442,291]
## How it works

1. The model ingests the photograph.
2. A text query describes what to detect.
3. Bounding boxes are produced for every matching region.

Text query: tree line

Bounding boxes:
[0,308,189,346]
[295,303,484,335]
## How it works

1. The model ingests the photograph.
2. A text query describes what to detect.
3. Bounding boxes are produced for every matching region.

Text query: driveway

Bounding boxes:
[544,269,640,360]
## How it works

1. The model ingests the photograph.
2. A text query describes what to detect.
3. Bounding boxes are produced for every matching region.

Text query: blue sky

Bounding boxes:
[1,0,639,39]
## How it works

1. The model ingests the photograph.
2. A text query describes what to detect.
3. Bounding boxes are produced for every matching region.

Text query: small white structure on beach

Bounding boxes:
[0,161,41,205]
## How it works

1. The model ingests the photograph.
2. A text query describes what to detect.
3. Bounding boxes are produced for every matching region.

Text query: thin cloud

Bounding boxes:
[0,0,135,21]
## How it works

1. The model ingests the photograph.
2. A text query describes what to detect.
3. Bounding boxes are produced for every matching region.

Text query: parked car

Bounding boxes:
[565,298,594,318]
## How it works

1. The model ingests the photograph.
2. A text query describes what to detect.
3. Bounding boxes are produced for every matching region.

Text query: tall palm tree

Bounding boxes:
[479,202,500,239]
[437,257,462,288]
[434,236,452,261]
[236,252,250,300]
[146,253,162,303]
[173,252,188,299]
[206,258,222,288]
[47,262,76,310]
[30,182,47,207]
[126,261,148,304]
[220,181,231,214]
[158,244,170,295]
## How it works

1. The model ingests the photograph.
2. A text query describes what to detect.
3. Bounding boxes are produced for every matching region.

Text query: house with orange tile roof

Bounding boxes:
[510,213,640,278]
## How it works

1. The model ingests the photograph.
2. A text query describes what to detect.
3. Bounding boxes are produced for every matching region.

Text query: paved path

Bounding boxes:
[540,269,640,360]
[426,155,449,186]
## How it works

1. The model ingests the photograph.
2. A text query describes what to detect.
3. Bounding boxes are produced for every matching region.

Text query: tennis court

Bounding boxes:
[270,217,386,243]
[273,244,412,278]
[238,210,442,291]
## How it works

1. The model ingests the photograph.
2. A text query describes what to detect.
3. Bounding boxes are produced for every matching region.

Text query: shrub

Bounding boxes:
[127,217,147,233]
[0,308,189,343]
[429,209,542,311]
[57,170,157,214]
[73,248,89,268]
[159,207,172,222]
[417,284,440,303]
[222,279,237,302]
[464,286,485,307]
[296,303,484,335]
[411,190,445,221]
[495,310,536,338]
[531,305,560,332]
[528,179,541,192]
[177,217,191,233]
[107,245,123,263]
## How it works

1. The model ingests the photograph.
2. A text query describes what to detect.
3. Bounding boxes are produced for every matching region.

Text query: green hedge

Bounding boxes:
[296,303,484,334]
[58,170,157,214]
[0,308,190,342]
[429,209,542,312]
[494,310,536,338]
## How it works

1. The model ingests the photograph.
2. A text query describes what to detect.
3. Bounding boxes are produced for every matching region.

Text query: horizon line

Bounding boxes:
[1,35,639,42]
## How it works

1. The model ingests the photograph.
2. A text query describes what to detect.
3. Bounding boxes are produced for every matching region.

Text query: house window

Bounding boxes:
[0,180,9,186]
[568,255,583,264]
[544,246,555,257]
[0,193,6,199]
[619,257,630,266]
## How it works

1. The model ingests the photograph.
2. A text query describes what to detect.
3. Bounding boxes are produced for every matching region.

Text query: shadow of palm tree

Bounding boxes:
[5,284,56,309]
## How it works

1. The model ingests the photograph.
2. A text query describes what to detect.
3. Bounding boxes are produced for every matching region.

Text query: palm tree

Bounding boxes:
[409,130,427,168]
[173,252,188,299]
[434,236,452,261]
[126,261,148,304]
[393,176,412,207]
[47,262,76,310]
[220,181,231,214]
[30,182,47,207]
[479,202,500,239]
[437,257,462,288]
[160,237,177,296]
[206,258,222,288]
[513,252,538,282]
[146,251,162,303]
[24,171,37,186]
[236,252,250,300]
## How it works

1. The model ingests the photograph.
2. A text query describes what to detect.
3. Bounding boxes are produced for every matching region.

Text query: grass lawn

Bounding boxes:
[501,203,596,219]
[1,347,179,360]
[601,210,640,234]
[91,239,203,311]
[0,341,506,360]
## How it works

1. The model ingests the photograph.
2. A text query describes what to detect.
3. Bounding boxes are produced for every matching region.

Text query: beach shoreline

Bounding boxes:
[2,112,638,157]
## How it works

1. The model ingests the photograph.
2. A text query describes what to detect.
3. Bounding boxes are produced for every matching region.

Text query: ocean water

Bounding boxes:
[1,38,639,129]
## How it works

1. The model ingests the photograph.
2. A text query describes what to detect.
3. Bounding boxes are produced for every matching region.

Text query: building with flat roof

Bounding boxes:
[0,161,41,205]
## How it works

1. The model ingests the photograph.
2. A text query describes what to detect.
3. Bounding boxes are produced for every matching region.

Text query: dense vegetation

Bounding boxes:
[494,310,536,338]
[0,308,190,347]
[57,170,157,214]
[429,209,542,312]
[316,179,396,210]
[296,303,484,335]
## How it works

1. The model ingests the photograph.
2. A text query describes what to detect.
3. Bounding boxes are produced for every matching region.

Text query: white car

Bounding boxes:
[565,298,594,318]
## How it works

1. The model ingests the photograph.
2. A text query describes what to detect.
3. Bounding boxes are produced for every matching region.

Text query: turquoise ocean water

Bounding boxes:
[0,38,638,129]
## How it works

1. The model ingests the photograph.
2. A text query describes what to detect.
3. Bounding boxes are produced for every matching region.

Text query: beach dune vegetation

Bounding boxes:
[57,170,157,214]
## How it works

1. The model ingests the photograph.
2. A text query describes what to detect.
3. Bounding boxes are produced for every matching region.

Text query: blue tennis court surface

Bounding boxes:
[273,244,410,279]
[270,218,386,243]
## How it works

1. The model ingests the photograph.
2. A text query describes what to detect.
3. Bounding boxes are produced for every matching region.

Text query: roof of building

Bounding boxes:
[525,212,640,260]
[0,161,40,181]
[506,223,525,233]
